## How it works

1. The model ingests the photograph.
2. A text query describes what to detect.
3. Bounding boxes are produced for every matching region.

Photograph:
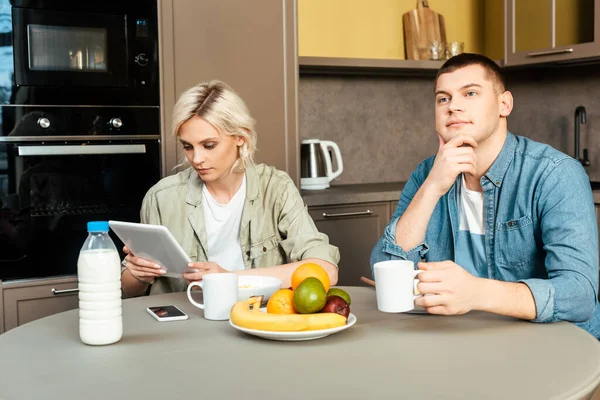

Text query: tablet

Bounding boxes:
[108,220,194,278]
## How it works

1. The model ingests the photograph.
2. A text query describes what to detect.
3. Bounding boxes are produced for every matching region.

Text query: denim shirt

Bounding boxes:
[370,132,600,338]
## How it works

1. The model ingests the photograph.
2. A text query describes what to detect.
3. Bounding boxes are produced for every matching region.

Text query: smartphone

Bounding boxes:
[146,305,189,322]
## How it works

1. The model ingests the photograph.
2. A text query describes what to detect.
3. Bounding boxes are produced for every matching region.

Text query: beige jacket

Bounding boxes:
[140,163,339,295]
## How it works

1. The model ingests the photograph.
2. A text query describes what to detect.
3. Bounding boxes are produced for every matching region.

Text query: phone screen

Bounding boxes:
[148,305,186,318]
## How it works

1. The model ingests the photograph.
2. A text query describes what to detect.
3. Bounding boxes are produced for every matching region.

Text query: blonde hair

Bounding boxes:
[172,80,257,172]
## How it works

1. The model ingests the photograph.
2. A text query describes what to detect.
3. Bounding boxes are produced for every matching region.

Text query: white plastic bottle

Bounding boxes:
[77,221,122,345]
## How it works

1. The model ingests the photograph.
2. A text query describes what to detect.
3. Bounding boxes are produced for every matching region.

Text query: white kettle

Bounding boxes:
[300,139,344,190]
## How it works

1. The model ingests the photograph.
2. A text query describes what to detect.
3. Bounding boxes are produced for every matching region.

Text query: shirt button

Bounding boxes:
[263,247,267,252]
[508,221,514,227]
[246,251,250,256]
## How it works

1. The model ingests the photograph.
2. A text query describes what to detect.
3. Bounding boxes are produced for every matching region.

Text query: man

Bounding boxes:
[370,53,600,338]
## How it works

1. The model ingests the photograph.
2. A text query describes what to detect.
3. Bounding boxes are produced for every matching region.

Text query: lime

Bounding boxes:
[293,277,327,314]
[327,288,351,305]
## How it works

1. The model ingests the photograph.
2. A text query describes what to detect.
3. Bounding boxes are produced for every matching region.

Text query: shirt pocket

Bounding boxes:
[249,235,284,268]
[496,215,536,269]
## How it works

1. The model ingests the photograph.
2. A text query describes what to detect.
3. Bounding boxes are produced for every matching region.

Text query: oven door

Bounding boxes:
[0,140,160,280]
[12,7,128,87]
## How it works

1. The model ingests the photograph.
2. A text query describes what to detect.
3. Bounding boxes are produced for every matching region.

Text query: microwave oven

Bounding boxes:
[3,0,159,107]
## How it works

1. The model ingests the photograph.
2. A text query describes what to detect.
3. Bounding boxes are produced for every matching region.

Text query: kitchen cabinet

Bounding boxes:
[158,0,299,184]
[389,200,399,217]
[1,276,79,333]
[309,202,390,287]
[596,203,600,259]
[505,0,600,66]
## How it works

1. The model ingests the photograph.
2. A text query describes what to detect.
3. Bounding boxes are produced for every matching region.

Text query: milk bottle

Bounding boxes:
[77,221,122,345]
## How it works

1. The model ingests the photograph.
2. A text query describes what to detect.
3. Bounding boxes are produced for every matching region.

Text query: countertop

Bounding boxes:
[301,182,405,207]
[302,182,600,207]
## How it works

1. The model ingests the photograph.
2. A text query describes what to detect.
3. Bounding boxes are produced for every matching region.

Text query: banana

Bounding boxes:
[230,296,347,332]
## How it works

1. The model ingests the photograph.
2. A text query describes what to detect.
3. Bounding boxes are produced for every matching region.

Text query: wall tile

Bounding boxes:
[299,64,600,185]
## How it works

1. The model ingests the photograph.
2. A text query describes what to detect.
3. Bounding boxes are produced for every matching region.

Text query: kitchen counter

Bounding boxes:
[301,182,600,207]
[301,182,405,207]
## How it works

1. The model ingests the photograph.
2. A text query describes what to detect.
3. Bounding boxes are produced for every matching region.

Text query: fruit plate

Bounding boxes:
[229,313,357,341]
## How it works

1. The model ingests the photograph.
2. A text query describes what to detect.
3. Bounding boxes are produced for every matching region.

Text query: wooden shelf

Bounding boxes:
[298,56,444,76]
[298,56,505,76]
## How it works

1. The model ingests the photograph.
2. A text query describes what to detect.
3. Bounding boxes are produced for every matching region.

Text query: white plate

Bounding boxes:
[229,313,357,341]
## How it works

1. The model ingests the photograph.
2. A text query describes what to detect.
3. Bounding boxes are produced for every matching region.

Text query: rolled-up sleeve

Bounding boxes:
[277,182,340,267]
[520,159,599,323]
[370,165,431,271]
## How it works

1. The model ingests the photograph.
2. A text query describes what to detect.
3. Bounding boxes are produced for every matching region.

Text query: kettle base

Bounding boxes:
[300,177,330,190]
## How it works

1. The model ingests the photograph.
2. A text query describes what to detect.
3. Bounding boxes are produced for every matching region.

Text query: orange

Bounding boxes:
[291,263,330,292]
[266,289,297,314]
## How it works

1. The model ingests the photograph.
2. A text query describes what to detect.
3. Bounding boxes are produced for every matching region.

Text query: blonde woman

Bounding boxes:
[121,80,339,297]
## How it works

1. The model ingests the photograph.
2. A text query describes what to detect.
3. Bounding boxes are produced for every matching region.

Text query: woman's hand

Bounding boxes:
[123,245,166,284]
[182,262,228,284]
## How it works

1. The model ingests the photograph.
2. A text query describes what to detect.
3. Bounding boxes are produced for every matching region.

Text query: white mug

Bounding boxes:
[374,260,421,313]
[186,273,238,321]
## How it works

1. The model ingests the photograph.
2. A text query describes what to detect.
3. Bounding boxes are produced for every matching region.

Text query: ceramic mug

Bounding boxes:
[186,273,238,320]
[373,260,422,313]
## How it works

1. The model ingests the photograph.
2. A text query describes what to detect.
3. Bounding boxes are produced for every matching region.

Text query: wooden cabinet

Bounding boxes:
[158,0,299,184]
[596,203,600,259]
[505,0,600,66]
[389,200,399,217]
[309,202,390,287]
[1,276,79,333]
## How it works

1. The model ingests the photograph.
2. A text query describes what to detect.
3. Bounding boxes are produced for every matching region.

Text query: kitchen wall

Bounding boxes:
[299,0,488,59]
[299,64,600,185]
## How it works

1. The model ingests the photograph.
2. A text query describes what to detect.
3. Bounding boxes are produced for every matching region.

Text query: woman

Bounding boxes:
[122,80,339,297]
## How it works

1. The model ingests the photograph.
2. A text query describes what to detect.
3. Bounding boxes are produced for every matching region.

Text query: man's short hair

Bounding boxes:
[435,53,506,93]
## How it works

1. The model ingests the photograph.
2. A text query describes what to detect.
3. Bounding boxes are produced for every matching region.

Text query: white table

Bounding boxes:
[0,287,599,400]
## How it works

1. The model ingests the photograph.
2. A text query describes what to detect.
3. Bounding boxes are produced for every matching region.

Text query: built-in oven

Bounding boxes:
[0,0,161,281]
[6,0,158,106]
[0,136,161,280]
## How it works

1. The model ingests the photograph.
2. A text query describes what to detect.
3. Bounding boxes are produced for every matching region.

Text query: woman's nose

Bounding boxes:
[192,151,204,165]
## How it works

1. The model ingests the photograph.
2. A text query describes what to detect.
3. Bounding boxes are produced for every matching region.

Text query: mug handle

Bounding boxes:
[412,270,423,300]
[187,281,204,309]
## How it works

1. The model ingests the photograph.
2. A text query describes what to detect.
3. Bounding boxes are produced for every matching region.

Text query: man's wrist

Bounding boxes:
[470,277,490,312]
[420,180,444,201]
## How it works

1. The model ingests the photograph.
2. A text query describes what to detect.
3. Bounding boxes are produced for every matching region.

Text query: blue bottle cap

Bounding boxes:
[87,221,109,232]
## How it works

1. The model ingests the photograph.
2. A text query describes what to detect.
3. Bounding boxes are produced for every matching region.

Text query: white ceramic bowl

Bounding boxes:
[236,275,283,302]
[193,275,282,302]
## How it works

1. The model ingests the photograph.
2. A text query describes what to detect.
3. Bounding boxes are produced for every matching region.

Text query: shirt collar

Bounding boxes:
[185,163,259,206]
[484,131,517,188]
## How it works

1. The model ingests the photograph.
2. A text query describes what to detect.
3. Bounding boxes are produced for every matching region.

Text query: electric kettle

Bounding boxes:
[300,139,344,190]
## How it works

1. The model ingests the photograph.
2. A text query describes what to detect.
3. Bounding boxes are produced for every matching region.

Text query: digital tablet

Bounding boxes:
[108,220,195,278]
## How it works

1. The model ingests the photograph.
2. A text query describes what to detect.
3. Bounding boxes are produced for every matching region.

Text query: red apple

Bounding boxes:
[321,295,350,319]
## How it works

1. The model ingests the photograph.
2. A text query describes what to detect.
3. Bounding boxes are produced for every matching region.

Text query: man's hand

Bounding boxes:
[423,134,477,198]
[414,260,482,315]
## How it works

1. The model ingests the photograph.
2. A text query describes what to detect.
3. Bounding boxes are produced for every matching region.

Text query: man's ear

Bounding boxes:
[499,90,513,117]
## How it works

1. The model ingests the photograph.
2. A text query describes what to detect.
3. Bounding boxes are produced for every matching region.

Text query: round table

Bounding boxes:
[1,287,599,400]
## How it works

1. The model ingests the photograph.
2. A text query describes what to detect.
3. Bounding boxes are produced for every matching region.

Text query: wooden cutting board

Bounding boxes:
[403,0,447,60]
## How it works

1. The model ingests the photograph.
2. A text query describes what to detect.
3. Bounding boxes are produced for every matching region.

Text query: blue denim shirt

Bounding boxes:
[370,132,600,338]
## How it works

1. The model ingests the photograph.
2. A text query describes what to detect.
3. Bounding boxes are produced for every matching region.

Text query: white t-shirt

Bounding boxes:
[202,175,246,271]
[455,174,487,277]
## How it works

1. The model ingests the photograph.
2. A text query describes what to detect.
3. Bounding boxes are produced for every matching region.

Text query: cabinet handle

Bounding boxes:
[526,48,573,57]
[51,288,79,295]
[322,209,373,218]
